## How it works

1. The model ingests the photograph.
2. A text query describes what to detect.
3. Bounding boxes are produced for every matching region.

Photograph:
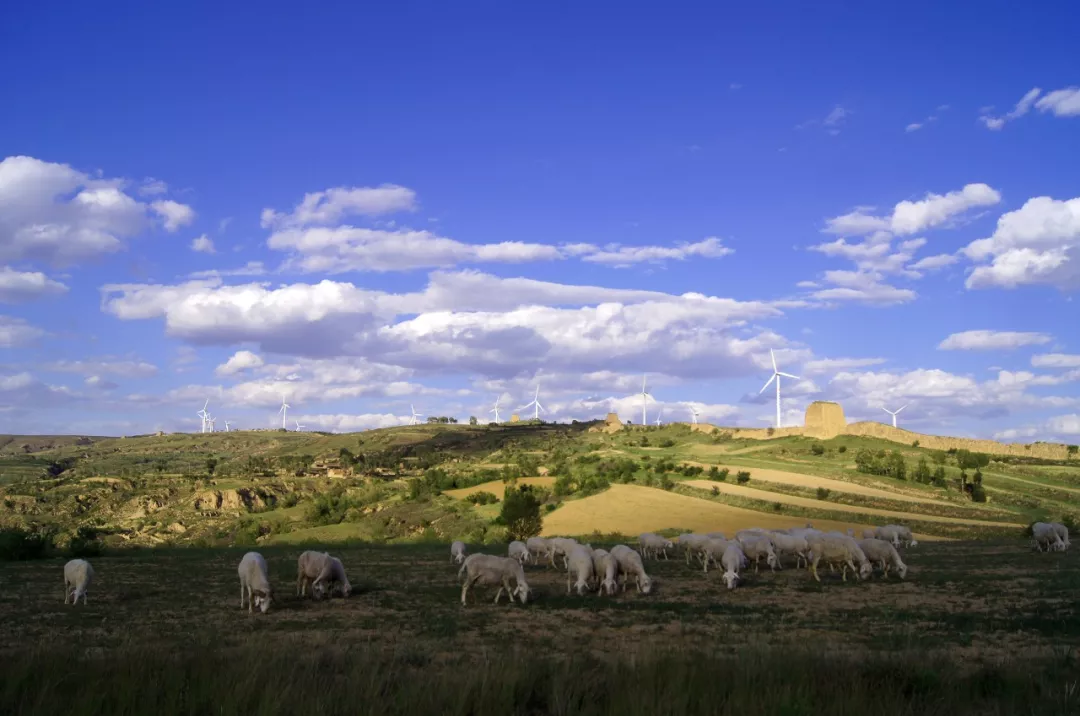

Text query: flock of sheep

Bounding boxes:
[56,521,1071,611]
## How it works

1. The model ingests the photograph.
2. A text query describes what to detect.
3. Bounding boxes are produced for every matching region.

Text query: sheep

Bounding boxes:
[458,554,529,606]
[719,543,747,590]
[566,544,596,595]
[896,525,918,547]
[63,559,94,605]
[862,528,877,540]
[590,548,610,581]
[450,540,467,565]
[807,535,872,582]
[508,540,530,564]
[610,544,652,594]
[858,538,908,579]
[706,531,727,540]
[700,537,732,574]
[736,533,779,572]
[787,527,822,541]
[547,537,579,569]
[318,556,352,598]
[1032,522,1067,552]
[526,536,551,564]
[238,551,273,613]
[638,532,674,560]
[595,552,619,596]
[296,550,329,598]
[678,534,711,565]
[769,531,810,569]
[1051,522,1071,550]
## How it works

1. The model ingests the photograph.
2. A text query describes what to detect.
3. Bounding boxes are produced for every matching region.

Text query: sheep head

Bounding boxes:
[895,562,908,580]
[722,570,740,590]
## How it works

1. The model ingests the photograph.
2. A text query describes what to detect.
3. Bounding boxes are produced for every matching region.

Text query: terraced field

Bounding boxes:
[444,476,556,499]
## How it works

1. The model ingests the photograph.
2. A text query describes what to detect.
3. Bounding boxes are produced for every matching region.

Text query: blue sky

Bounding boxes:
[1,2,1078,439]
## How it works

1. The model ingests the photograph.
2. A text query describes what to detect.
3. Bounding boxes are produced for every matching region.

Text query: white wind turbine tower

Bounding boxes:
[639,374,652,425]
[882,404,907,428]
[294,419,305,431]
[410,404,422,425]
[197,399,209,434]
[689,406,700,425]
[490,396,502,424]
[224,420,232,432]
[758,349,800,429]
[207,415,216,433]
[654,407,663,426]
[522,385,545,421]
[279,395,290,430]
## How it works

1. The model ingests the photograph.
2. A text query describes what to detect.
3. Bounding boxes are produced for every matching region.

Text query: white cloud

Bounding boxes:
[809,270,916,305]
[293,413,411,431]
[151,199,196,232]
[823,105,849,134]
[938,330,1051,351]
[1035,87,1080,117]
[980,88,1042,130]
[0,371,84,407]
[801,357,887,375]
[0,267,68,303]
[905,123,923,133]
[40,359,158,378]
[1032,353,1080,369]
[581,237,733,267]
[215,350,265,376]
[824,183,1001,237]
[997,414,1080,442]
[260,184,417,230]
[84,375,119,391]
[0,315,44,347]
[137,179,169,196]
[191,234,216,254]
[962,195,1080,290]
[1047,414,1080,435]
[909,253,958,271]
[188,261,266,279]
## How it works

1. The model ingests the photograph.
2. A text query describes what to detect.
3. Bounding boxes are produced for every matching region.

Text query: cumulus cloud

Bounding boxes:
[962,195,1080,290]
[0,315,44,347]
[188,261,266,279]
[0,267,68,303]
[996,414,1080,442]
[825,184,1001,237]
[40,359,158,378]
[808,270,916,305]
[215,350,265,376]
[0,372,84,407]
[260,184,418,230]
[191,235,215,254]
[151,200,196,232]
[1032,353,1080,369]
[938,330,1052,351]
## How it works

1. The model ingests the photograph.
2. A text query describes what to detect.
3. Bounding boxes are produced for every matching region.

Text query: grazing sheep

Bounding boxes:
[566,544,596,595]
[1051,522,1071,550]
[547,537,579,569]
[316,556,352,598]
[508,540,530,564]
[706,531,727,540]
[450,541,467,565]
[700,537,732,574]
[526,536,551,564]
[63,559,94,605]
[610,544,652,594]
[788,527,822,542]
[736,534,779,572]
[1032,522,1067,552]
[769,531,810,569]
[238,551,273,613]
[590,548,610,581]
[862,528,877,540]
[874,525,904,547]
[895,525,918,547]
[720,543,747,590]
[595,552,619,596]
[458,554,529,606]
[807,535,871,582]
[639,533,674,560]
[296,550,331,598]
[678,534,711,565]
[858,538,908,579]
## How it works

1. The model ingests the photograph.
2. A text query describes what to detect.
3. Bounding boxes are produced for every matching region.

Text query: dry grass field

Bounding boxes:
[444,476,556,499]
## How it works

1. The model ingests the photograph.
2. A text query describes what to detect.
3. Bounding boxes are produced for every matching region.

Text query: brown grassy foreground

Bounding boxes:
[1,540,1078,715]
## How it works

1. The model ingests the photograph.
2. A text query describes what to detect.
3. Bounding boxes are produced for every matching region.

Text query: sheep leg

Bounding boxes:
[460,576,476,606]
[64,581,70,605]
[811,559,821,583]
[494,586,504,604]
[240,582,246,609]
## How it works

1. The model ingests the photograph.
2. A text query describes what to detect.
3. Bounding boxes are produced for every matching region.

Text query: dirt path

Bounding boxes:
[681,481,1021,527]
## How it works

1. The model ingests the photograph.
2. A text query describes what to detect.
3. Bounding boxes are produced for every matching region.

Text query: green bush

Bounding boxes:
[970,484,987,503]
[500,485,543,541]
[465,491,499,505]
[658,438,676,448]
[0,527,51,561]
[816,487,830,500]
[736,471,751,484]
[711,486,719,496]
[811,444,825,456]
[838,445,847,454]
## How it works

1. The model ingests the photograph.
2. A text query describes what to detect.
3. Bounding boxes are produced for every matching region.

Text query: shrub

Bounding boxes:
[811,444,825,456]
[0,527,51,561]
[912,440,920,448]
[1068,445,1078,455]
[736,471,751,484]
[711,486,719,496]
[816,487,830,500]
[465,491,499,505]
[932,466,947,487]
[970,484,987,503]
[772,502,783,512]
[914,457,932,484]
[658,438,676,448]
[838,445,847,454]
[766,428,775,437]
[659,475,675,491]
[500,486,543,541]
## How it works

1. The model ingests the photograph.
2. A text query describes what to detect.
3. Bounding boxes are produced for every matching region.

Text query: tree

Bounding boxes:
[914,457,932,484]
[206,458,218,477]
[500,485,543,541]
[887,451,906,480]
[426,416,438,424]
[932,466,947,487]
[736,471,751,484]
[469,416,478,426]
[811,444,825,456]
[973,468,983,485]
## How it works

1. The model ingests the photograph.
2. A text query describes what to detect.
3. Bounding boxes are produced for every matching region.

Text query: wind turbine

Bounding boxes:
[410,404,422,425]
[279,395,290,430]
[197,399,209,434]
[522,385,545,421]
[758,349,800,429]
[882,405,907,428]
[207,415,216,433]
[224,420,232,432]
[654,407,663,426]
[294,420,305,431]
[639,374,652,425]
[689,406,700,425]
[490,395,502,424]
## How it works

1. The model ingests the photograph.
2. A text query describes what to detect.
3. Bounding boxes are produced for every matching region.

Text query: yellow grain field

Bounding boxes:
[444,477,555,499]
[540,484,872,537]
[681,480,1021,527]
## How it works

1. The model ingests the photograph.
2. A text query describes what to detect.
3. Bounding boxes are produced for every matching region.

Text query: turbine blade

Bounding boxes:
[777,372,799,379]
[758,374,776,394]
[897,405,907,413]
[770,348,777,372]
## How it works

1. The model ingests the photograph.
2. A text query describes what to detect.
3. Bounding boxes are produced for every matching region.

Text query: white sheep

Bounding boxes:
[595,552,619,596]
[858,538,908,579]
[508,540,530,564]
[719,543,747,590]
[547,537,579,569]
[706,531,727,540]
[700,537,732,574]
[1052,522,1071,550]
[862,528,877,539]
[296,550,329,598]
[896,525,918,547]
[318,556,352,598]
[678,533,711,565]
[769,531,810,569]
[638,532,674,560]
[566,544,596,595]
[736,533,779,572]
[63,558,94,605]
[238,551,273,613]
[526,536,551,564]
[458,554,530,606]
[1032,522,1067,552]
[590,548,610,581]
[807,535,872,582]
[610,544,652,594]
[450,540,467,564]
